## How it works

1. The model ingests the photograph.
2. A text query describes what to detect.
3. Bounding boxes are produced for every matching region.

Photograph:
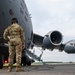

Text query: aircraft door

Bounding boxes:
[0,10,4,37]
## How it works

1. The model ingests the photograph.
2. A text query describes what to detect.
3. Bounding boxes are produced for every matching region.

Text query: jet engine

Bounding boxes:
[43,31,63,49]
[64,40,75,53]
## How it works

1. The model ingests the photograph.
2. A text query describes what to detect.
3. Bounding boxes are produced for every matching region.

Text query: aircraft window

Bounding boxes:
[20,8,24,15]
[25,11,28,17]
[9,9,14,16]
[70,43,73,45]
[24,16,28,22]
[21,1,24,9]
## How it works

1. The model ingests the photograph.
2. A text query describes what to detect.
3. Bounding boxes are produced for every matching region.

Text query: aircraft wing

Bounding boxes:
[33,31,75,54]
[33,31,63,49]
[33,33,44,47]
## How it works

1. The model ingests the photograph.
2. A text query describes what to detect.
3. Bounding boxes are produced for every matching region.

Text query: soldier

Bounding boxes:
[3,18,25,72]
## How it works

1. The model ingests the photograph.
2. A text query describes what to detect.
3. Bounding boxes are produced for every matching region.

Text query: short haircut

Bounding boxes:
[11,18,18,24]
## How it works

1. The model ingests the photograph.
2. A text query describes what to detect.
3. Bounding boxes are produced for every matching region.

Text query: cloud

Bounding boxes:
[25,0,75,34]
[25,0,75,62]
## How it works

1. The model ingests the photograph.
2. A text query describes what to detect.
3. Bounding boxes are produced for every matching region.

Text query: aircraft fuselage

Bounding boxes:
[0,0,34,68]
[0,0,33,49]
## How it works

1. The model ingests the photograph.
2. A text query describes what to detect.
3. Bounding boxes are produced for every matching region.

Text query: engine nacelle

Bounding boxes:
[43,31,63,49]
[64,40,75,53]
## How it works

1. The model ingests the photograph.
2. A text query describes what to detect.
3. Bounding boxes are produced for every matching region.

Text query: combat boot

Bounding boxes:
[8,67,12,72]
[16,68,24,72]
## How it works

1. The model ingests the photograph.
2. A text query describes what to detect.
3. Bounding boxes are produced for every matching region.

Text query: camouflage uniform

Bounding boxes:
[3,23,25,72]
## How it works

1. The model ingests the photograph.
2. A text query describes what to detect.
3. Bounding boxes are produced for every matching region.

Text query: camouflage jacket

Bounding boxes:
[3,23,25,43]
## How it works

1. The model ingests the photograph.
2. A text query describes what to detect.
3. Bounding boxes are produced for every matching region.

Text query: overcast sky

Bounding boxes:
[25,0,75,62]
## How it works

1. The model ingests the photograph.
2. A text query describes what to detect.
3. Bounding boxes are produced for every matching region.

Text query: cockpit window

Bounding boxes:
[70,43,73,45]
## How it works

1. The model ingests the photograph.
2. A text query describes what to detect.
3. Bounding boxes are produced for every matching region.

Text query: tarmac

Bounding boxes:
[0,63,75,75]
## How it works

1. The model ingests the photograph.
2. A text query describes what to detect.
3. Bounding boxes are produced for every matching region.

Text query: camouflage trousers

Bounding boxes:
[8,38,22,68]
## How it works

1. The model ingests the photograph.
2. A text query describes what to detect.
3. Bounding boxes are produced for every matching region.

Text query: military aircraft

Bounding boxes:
[0,0,75,69]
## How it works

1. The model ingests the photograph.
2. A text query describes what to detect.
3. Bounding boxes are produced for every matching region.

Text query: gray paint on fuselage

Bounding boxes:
[0,0,33,49]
